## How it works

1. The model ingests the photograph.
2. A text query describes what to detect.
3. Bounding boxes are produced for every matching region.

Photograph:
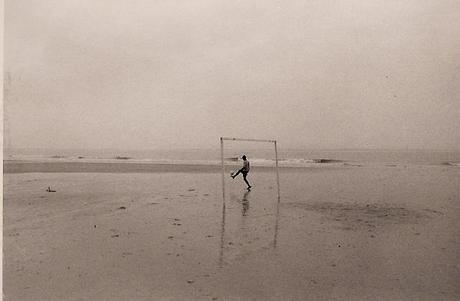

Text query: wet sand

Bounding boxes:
[3,163,460,300]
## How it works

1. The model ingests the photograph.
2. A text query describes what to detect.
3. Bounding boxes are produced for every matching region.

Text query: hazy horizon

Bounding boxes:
[5,146,460,152]
[4,0,460,150]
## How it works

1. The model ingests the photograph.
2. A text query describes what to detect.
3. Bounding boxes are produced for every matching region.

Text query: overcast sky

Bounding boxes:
[4,0,460,150]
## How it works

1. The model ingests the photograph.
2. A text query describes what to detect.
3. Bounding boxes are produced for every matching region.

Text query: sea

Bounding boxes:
[4,148,460,168]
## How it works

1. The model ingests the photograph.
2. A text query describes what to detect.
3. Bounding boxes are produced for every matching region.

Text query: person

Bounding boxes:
[231,155,252,190]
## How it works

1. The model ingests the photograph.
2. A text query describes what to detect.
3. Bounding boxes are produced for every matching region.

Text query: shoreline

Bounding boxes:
[3,160,351,174]
[4,159,457,174]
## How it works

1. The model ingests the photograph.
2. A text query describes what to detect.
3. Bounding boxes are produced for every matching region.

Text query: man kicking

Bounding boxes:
[231,155,252,190]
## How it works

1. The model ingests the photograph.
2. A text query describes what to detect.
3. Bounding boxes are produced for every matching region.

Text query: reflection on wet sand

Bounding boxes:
[219,188,281,267]
[219,201,226,268]
[273,195,281,248]
[241,190,250,216]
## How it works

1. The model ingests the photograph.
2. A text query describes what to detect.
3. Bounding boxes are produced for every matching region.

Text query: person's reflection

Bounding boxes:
[241,190,251,216]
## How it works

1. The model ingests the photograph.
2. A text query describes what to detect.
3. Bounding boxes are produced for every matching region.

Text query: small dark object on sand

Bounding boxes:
[187,280,194,284]
[46,187,56,192]
[118,206,127,210]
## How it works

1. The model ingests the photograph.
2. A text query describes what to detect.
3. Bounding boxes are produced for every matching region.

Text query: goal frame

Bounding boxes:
[219,137,282,263]
[219,137,280,203]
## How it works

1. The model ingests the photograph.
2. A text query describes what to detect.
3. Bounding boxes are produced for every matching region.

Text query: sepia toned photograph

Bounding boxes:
[2,1,460,300]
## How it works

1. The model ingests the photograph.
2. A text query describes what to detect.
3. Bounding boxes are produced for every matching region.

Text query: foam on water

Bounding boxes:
[443,162,460,167]
[4,148,460,168]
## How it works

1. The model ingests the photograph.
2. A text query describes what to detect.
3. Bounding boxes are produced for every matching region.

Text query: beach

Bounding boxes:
[5,0,460,298]
[3,160,460,300]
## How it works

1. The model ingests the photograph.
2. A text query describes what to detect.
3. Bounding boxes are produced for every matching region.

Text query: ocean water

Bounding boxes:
[4,148,460,167]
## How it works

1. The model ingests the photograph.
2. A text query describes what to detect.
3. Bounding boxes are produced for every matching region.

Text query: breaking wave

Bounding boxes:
[442,161,460,167]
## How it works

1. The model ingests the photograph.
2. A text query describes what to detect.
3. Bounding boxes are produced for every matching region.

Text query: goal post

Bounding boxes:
[219,137,280,203]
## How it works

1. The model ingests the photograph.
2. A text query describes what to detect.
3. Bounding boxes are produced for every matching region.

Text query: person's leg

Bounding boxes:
[243,172,251,188]
[232,169,242,179]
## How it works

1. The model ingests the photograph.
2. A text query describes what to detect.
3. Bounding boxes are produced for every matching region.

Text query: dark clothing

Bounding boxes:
[232,169,247,178]
[232,159,251,189]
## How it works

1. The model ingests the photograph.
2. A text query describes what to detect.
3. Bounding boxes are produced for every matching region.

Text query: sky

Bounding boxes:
[4,0,460,150]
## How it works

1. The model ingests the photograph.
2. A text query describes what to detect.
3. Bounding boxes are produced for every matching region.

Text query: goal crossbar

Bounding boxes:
[221,137,276,143]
